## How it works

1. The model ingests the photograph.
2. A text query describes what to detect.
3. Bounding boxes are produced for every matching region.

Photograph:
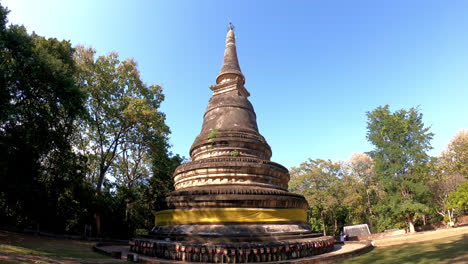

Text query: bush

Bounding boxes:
[135,228,148,236]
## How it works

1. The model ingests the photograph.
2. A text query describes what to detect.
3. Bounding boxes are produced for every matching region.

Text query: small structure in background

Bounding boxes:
[343,224,371,239]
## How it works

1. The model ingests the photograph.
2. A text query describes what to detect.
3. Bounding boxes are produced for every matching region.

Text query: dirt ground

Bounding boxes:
[2,226,467,263]
[0,252,125,263]
[372,225,468,247]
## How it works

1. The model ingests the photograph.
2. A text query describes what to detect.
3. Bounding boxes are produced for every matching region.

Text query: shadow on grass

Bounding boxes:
[336,234,468,264]
[0,231,107,259]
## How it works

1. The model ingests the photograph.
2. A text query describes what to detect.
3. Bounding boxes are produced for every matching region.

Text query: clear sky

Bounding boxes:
[4,0,468,168]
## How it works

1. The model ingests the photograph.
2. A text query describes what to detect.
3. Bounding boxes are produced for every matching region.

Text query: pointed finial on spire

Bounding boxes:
[216,22,245,84]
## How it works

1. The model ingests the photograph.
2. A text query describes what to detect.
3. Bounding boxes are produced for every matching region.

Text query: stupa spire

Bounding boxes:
[216,22,245,84]
[130,25,335,263]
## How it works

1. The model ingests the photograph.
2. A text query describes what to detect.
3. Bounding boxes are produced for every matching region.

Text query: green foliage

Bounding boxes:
[0,3,180,237]
[347,153,380,230]
[290,159,345,235]
[0,3,90,233]
[428,215,443,225]
[441,130,468,179]
[207,128,219,139]
[367,105,433,178]
[74,45,170,193]
[230,150,240,157]
[447,181,468,212]
[73,45,175,234]
[367,105,433,231]
[134,228,148,236]
[290,107,466,235]
[426,155,466,218]
[306,208,324,233]
[426,129,468,219]
[95,154,182,238]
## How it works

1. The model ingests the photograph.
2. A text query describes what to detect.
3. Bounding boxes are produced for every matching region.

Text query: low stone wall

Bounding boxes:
[130,237,335,263]
[126,241,373,264]
[348,229,406,241]
[93,241,129,259]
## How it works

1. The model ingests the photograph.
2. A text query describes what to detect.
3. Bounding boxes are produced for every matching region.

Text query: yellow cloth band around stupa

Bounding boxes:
[154,208,307,226]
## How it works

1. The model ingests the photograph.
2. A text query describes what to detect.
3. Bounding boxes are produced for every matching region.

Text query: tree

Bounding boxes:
[447,181,468,213]
[366,105,433,232]
[331,169,358,235]
[290,159,344,235]
[0,3,88,232]
[428,130,468,223]
[428,159,465,223]
[73,46,170,234]
[440,129,468,179]
[126,153,183,233]
[347,153,380,230]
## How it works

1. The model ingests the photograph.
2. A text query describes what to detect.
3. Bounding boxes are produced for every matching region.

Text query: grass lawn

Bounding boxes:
[0,261,125,264]
[0,230,129,263]
[0,231,106,258]
[336,233,468,264]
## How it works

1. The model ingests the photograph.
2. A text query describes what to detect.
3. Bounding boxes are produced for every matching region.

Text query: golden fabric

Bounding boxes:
[154,208,306,226]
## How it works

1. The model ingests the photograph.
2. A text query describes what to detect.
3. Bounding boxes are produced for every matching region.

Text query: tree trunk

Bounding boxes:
[321,210,326,236]
[125,202,129,222]
[366,189,374,231]
[366,189,373,216]
[93,168,106,236]
[334,217,338,236]
[94,212,101,236]
[407,215,416,233]
[448,209,454,227]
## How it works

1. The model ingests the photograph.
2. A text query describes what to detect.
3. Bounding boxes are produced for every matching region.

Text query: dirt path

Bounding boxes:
[373,225,468,247]
[0,252,124,263]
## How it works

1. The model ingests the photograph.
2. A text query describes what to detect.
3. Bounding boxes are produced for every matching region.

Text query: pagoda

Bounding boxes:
[131,24,335,263]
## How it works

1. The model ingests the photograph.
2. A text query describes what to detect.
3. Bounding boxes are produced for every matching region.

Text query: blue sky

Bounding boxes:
[4,0,468,168]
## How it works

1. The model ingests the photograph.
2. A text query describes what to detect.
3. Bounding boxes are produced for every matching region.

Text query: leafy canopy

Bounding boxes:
[447,179,468,211]
[0,3,88,232]
[366,105,433,230]
[74,46,170,193]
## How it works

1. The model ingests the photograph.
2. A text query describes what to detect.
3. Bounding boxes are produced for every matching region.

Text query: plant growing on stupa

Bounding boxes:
[207,128,219,140]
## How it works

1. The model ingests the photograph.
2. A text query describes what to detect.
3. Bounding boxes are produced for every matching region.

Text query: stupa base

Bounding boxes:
[130,234,335,263]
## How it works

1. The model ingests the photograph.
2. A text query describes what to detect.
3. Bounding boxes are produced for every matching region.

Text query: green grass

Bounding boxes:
[0,231,107,259]
[335,233,468,264]
[0,260,129,264]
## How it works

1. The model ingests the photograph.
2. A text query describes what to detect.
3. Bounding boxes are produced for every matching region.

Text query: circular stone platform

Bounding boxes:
[96,241,372,263]
[130,235,335,262]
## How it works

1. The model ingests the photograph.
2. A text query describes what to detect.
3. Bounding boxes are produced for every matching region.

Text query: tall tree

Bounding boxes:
[290,159,343,235]
[427,164,465,223]
[0,4,88,231]
[366,105,433,232]
[428,130,468,222]
[73,46,170,234]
